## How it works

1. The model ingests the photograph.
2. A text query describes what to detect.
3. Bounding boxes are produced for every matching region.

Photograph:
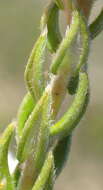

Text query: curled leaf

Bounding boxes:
[41,2,62,52]
[68,13,89,95]
[50,72,89,139]
[50,9,80,74]
[76,14,90,74]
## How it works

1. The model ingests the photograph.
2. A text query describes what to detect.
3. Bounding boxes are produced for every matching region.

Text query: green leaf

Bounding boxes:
[47,3,62,52]
[76,14,89,74]
[41,2,62,53]
[50,9,80,74]
[17,92,36,138]
[68,13,89,95]
[25,29,47,100]
[43,169,54,190]
[32,151,54,190]
[68,74,79,95]
[90,9,103,40]
[54,135,71,177]
[54,0,64,10]
[12,163,21,188]
[0,123,15,190]
[16,92,48,162]
[50,72,89,139]
[16,91,53,190]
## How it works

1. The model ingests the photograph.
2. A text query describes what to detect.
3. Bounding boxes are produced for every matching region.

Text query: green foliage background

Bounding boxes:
[0,0,103,189]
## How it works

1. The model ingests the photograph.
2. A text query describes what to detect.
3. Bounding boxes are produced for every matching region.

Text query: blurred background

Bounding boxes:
[0,0,103,189]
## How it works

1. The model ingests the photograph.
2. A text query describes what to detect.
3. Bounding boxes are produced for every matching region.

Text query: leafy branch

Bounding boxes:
[0,0,103,190]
